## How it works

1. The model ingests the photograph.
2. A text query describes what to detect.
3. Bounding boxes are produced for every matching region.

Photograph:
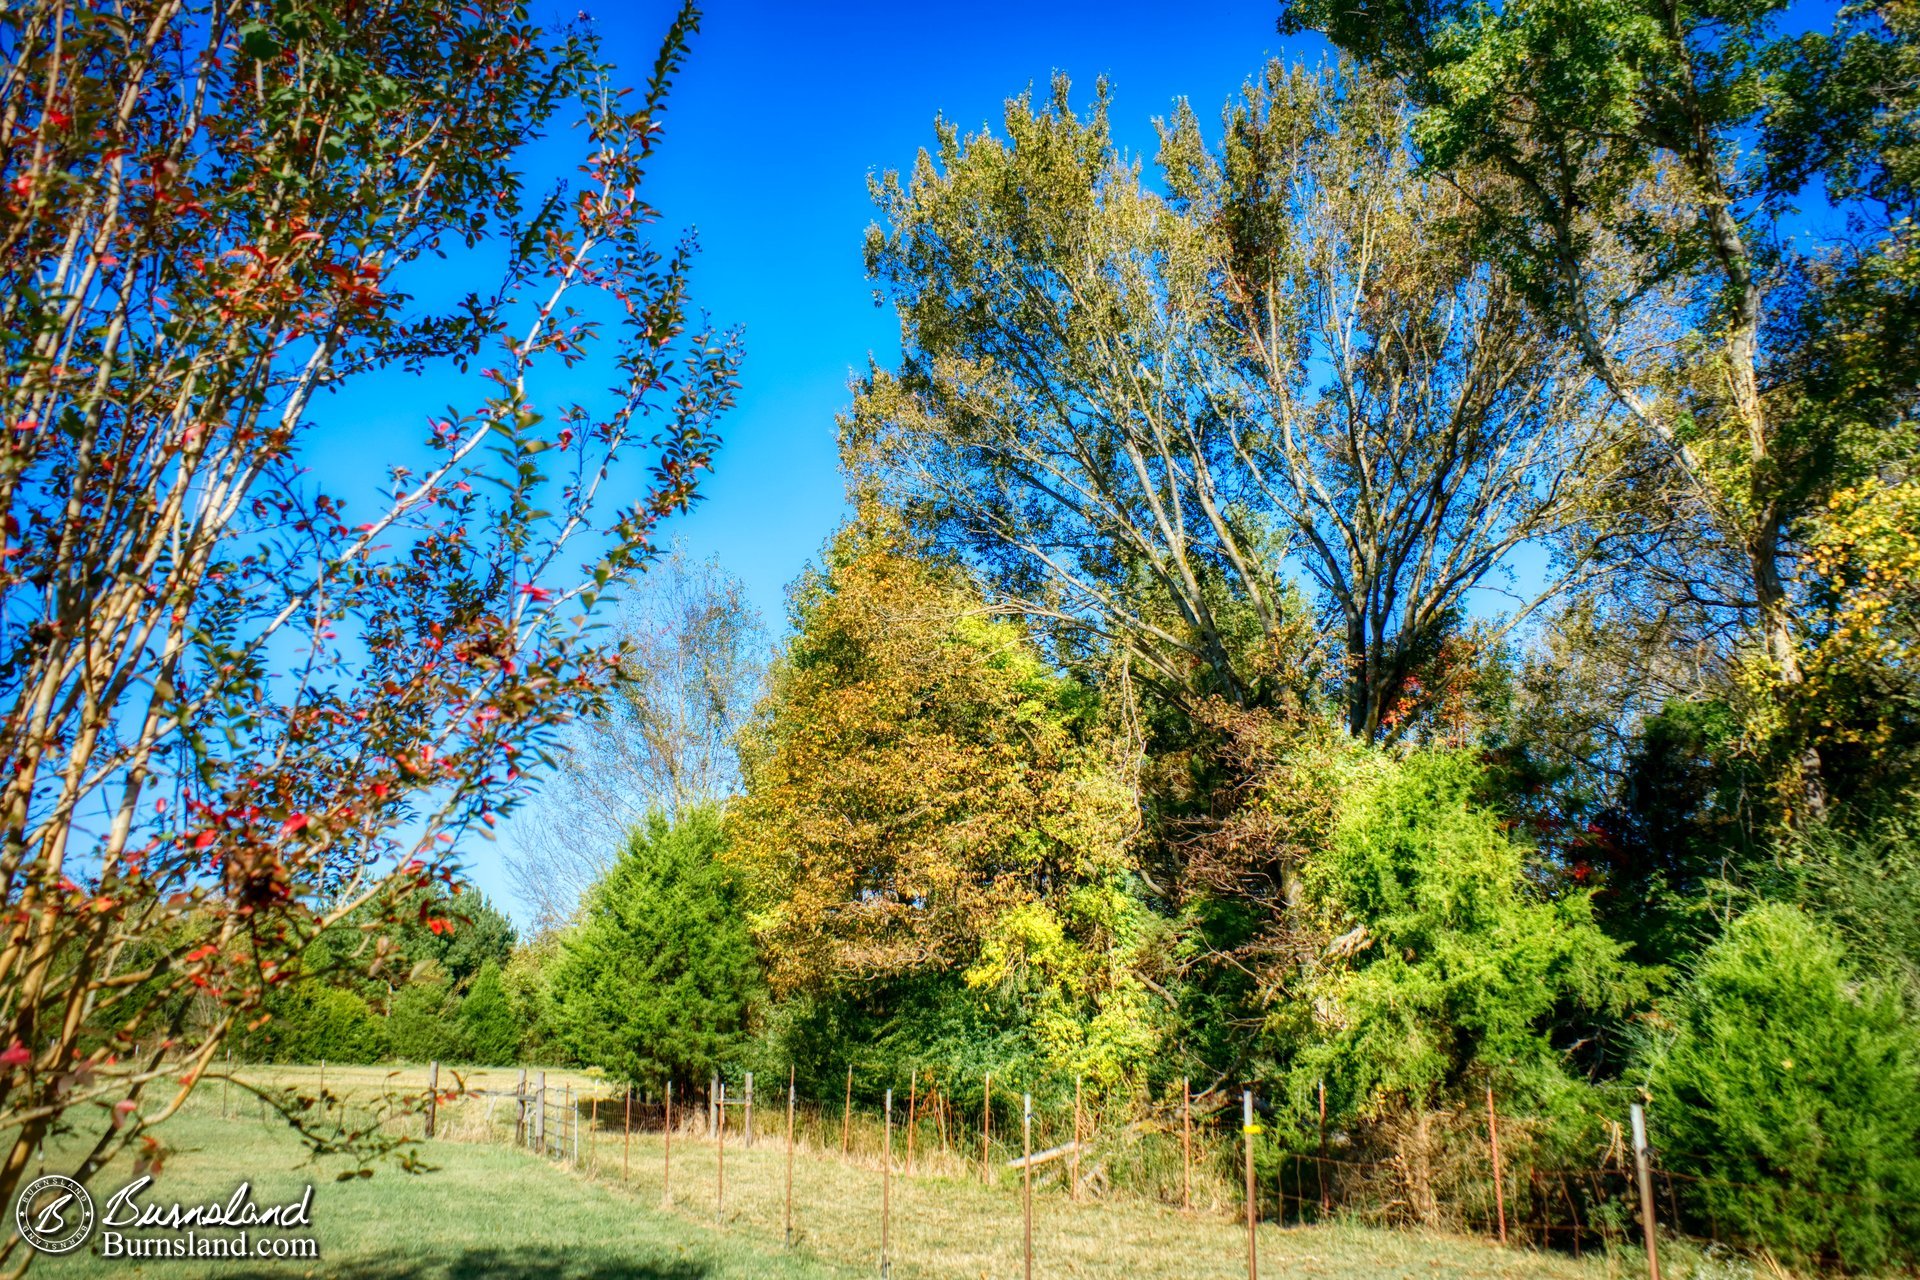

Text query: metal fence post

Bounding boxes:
[882,1087,893,1280]
[1487,1086,1507,1244]
[1182,1076,1193,1212]
[1632,1103,1662,1280]
[1244,1089,1258,1280]
[1023,1093,1034,1280]
[982,1072,992,1187]
[785,1066,797,1247]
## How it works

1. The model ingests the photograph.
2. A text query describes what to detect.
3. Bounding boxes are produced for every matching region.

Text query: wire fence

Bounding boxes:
[291,1060,1918,1276]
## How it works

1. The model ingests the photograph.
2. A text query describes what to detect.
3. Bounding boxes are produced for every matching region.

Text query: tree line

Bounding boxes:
[4,0,1916,1275]
[476,5,1920,1271]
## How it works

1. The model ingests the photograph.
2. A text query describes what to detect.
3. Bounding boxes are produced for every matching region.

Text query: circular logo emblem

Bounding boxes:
[14,1174,94,1255]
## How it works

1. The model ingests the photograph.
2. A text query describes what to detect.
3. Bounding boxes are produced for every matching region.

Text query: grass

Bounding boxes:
[25,1064,1732,1280]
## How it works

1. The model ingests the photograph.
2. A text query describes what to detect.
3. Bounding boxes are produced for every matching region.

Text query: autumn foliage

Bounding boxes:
[0,0,735,1226]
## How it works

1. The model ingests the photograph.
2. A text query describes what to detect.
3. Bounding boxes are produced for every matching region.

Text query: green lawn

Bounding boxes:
[25,1068,1728,1280]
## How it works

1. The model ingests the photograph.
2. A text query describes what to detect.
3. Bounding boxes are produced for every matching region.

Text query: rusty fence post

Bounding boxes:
[1244,1089,1258,1280]
[1486,1086,1507,1244]
[663,1080,673,1208]
[843,1064,853,1156]
[1317,1080,1329,1215]
[716,1080,726,1223]
[1631,1103,1662,1280]
[1072,1075,1083,1202]
[624,1088,632,1182]
[882,1087,894,1279]
[1182,1077,1193,1212]
[982,1072,993,1187]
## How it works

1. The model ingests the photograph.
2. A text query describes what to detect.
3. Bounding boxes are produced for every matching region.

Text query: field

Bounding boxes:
[29,1065,1729,1280]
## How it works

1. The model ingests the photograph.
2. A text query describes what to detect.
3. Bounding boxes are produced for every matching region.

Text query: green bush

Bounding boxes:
[1638,904,1920,1270]
[251,982,389,1064]
[1292,750,1645,1119]
[386,972,471,1064]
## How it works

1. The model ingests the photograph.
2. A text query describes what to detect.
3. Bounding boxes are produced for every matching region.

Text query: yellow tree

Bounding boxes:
[727,517,1138,996]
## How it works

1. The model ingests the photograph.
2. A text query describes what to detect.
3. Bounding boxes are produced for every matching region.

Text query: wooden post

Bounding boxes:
[907,1070,918,1175]
[516,1068,528,1146]
[882,1088,893,1280]
[842,1064,853,1155]
[536,1071,546,1153]
[426,1060,439,1139]
[663,1080,673,1208]
[784,1067,797,1248]
[716,1081,726,1223]
[319,1059,325,1091]
[572,1086,580,1165]
[1486,1086,1507,1245]
[1072,1075,1082,1202]
[1023,1093,1033,1280]
[624,1088,632,1182]
[1631,1103,1662,1280]
[745,1071,754,1148]
[1244,1089,1258,1280]
[1317,1080,1330,1215]
[981,1072,992,1186]
[1182,1077,1192,1212]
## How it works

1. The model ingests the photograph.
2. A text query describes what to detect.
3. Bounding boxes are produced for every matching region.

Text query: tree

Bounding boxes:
[507,547,767,930]
[549,807,759,1094]
[400,891,517,991]
[1279,0,1920,812]
[1159,66,1621,740]
[385,963,469,1064]
[1637,904,1920,1270]
[726,516,1139,994]
[849,72,1616,739]
[458,960,521,1066]
[247,982,388,1065]
[1281,750,1646,1219]
[0,0,737,1222]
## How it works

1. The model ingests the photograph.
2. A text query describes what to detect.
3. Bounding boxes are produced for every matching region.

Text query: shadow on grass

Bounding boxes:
[218,1248,711,1280]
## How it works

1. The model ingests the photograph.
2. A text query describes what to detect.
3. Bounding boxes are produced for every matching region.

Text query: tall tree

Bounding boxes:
[726,515,1138,993]
[849,74,1617,740]
[1160,67,1621,739]
[0,0,735,1222]
[1279,0,1920,810]
[507,546,766,928]
[549,806,759,1094]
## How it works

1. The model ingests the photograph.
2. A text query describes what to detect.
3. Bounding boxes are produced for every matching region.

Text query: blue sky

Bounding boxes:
[589,0,1322,631]
[448,0,1326,923]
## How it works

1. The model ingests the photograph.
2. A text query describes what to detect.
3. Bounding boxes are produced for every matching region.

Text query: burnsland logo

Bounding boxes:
[12,1174,318,1260]
[14,1175,94,1255]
